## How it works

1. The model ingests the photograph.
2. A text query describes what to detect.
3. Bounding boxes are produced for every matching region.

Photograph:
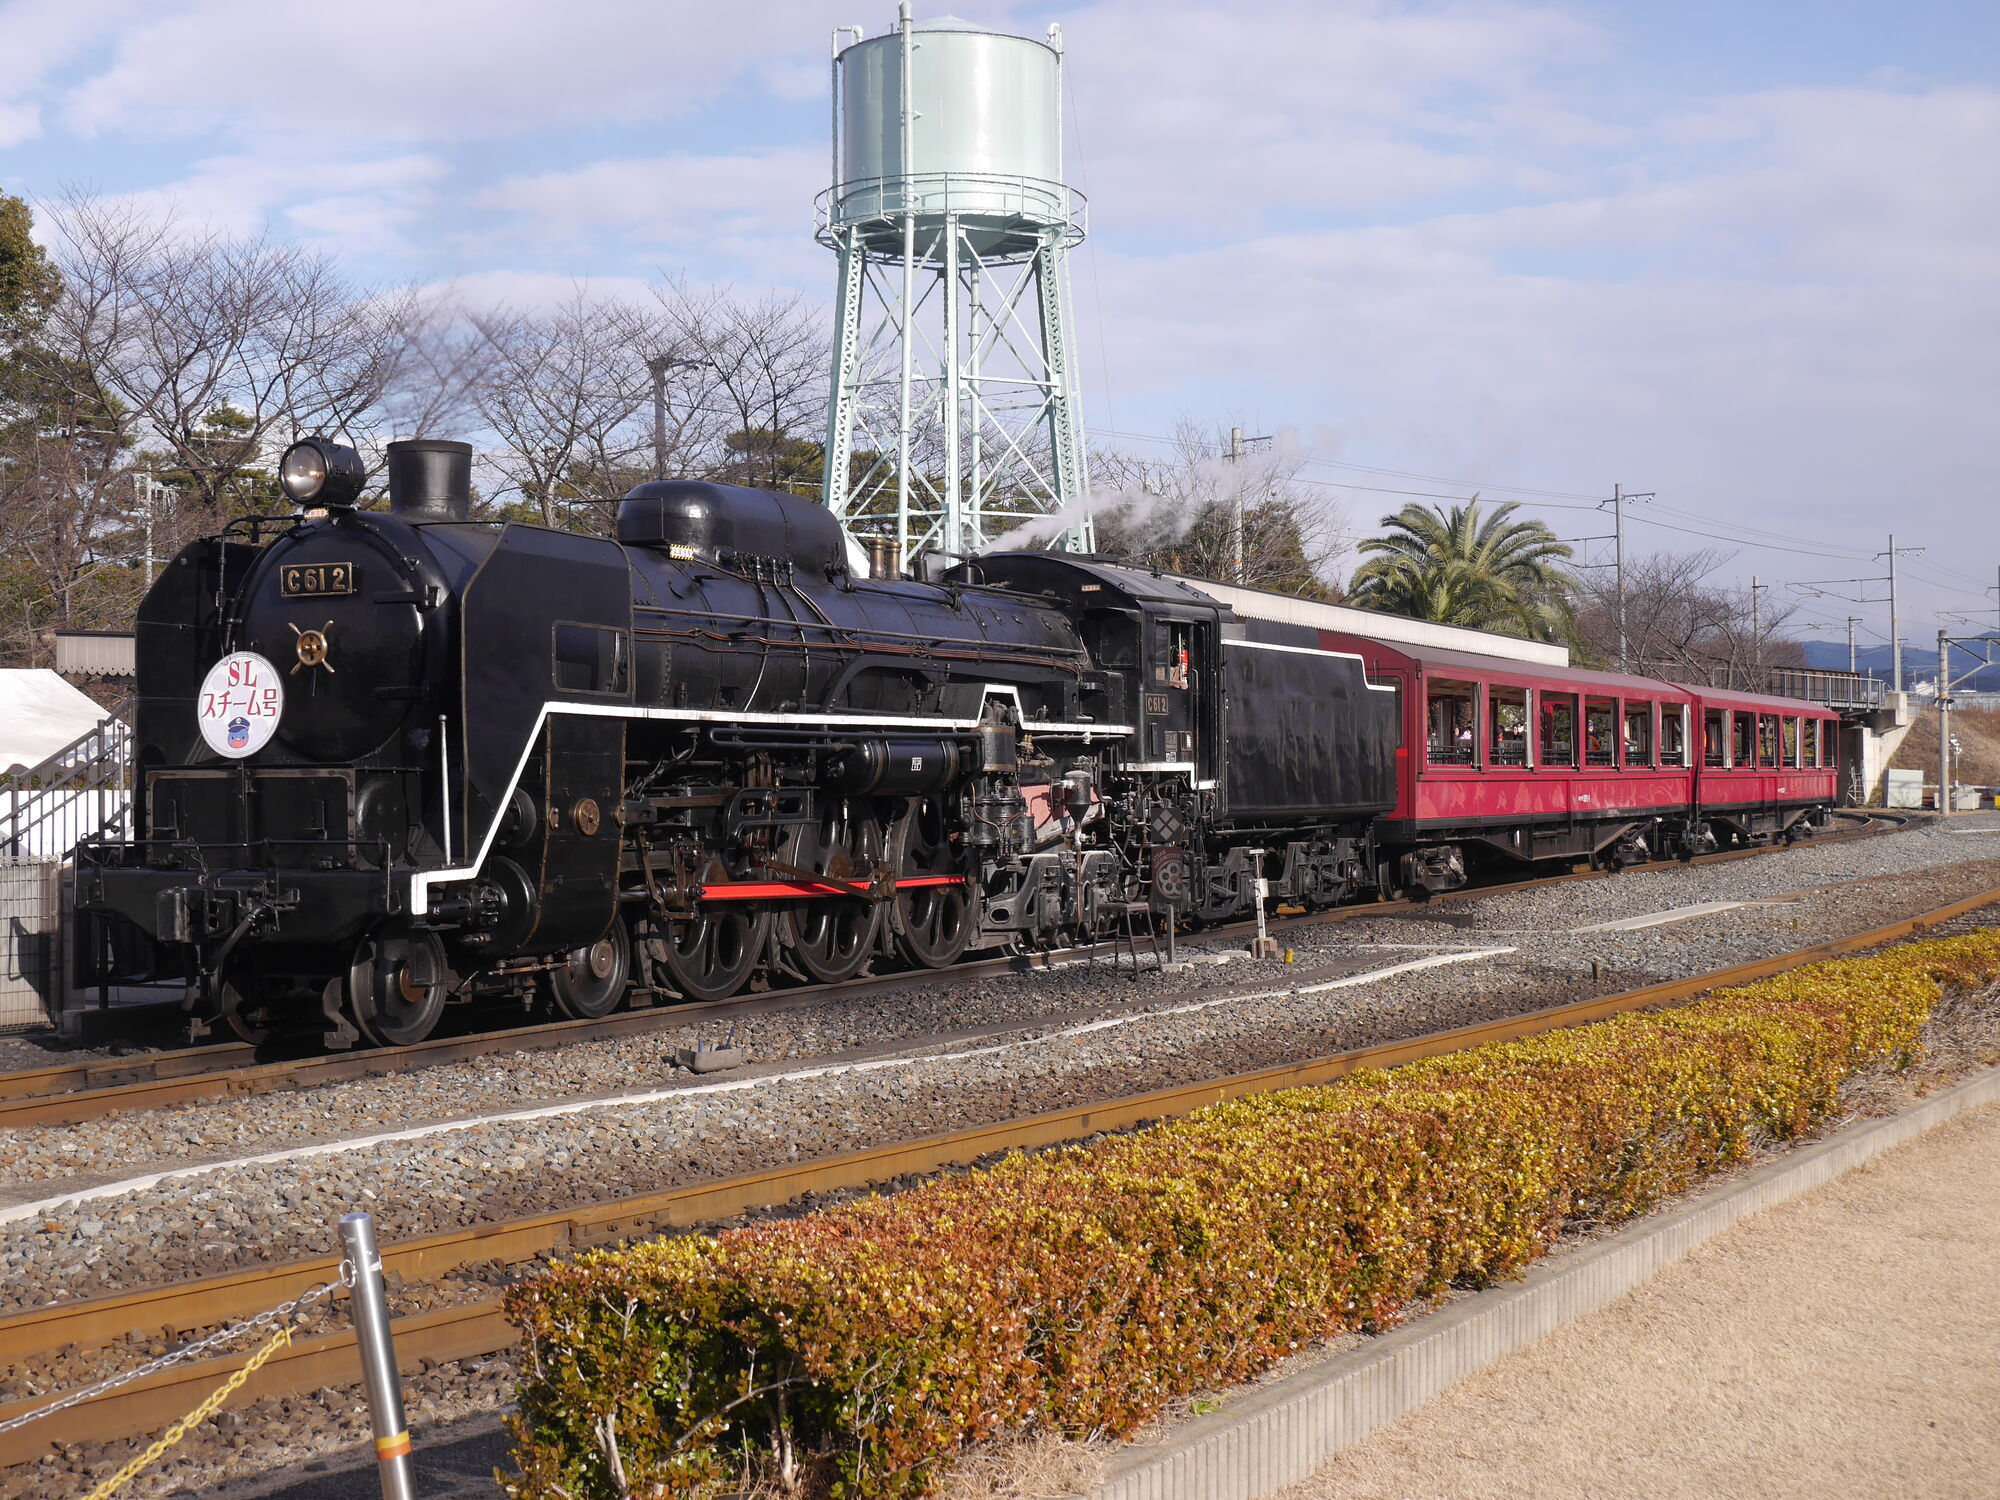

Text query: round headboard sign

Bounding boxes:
[196,651,285,759]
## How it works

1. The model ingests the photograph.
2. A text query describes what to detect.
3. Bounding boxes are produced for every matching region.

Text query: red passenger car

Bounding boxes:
[1688,688,1843,848]
[1315,631,1839,892]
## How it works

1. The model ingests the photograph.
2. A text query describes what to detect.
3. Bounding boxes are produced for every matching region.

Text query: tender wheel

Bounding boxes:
[547,917,632,1019]
[892,797,971,969]
[779,797,885,985]
[656,905,769,1002]
[348,927,448,1047]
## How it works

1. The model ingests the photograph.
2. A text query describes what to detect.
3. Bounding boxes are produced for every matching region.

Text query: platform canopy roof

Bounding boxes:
[0,670,111,777]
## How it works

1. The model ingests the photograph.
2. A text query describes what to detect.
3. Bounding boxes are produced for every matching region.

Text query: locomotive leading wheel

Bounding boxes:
[892,797,972,969]
[547,917,632,1020]
[348,926,448,1047]
[779,797,885,985]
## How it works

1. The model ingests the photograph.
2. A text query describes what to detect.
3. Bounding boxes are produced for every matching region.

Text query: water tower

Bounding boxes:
[819,4,1093,566]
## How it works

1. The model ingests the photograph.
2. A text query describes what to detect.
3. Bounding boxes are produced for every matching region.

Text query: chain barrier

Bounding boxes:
[0,1257,355,1497]
[77,1322,295,1500]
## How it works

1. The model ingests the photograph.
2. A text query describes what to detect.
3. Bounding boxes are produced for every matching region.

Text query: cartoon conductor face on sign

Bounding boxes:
[196,651,285,759]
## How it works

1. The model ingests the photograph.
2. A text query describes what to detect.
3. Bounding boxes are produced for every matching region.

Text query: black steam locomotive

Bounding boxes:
[76,437,1398,1046]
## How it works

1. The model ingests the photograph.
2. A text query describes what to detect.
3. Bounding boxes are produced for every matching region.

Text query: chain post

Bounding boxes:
[338,1212,416,1500]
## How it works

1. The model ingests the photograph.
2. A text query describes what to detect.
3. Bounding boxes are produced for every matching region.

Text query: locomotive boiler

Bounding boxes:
[77,438,1402,1046]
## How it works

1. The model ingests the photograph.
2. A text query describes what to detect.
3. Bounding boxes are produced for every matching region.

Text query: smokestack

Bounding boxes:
[386,440,472,523]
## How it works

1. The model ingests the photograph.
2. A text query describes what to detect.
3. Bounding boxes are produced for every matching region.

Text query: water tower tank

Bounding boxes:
[833,15,1072,258]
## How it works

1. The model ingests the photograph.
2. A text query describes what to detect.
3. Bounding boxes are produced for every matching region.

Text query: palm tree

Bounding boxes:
[1347,499,1574,640]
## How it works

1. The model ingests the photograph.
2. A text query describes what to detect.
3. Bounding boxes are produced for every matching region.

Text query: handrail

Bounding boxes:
[1633,660,1887,710]
[0,698,134,860]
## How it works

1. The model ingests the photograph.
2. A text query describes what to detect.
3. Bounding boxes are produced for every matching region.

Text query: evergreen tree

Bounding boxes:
[1347,500,1574,640]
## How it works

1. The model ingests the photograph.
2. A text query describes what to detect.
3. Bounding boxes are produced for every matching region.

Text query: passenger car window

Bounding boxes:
[1623,703,1654,766]
[1489,686,1529,766]
[1661,706,1687,767]
[1584,697,1616,767]
[1426,680,1477,766]
[1540,694,1577,767]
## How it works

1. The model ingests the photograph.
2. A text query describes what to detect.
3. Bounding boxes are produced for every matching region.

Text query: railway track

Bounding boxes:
[0,812,1908,1129]
[0,852,1984,1472]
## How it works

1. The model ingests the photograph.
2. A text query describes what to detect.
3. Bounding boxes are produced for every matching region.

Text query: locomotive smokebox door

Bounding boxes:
[457,525,633,953]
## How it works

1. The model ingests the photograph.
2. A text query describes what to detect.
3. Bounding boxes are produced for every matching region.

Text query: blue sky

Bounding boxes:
[3,0,1997,641]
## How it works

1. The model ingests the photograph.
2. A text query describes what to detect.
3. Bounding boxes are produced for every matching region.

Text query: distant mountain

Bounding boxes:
[1800,633,2000,691]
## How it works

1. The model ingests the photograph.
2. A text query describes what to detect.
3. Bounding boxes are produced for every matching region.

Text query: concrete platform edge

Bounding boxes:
[1086,1065,2000,1500]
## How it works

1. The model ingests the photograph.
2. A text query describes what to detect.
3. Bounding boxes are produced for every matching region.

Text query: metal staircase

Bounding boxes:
[1,699,133,858]
[1,701,132,1029]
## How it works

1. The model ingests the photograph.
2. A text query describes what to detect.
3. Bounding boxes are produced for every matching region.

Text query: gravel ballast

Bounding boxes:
[4,819,1999,1312]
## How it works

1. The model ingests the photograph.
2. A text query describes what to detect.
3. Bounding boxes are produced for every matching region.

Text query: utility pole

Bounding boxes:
[135,473,162,586]
[1938,629,1952,815]
[1876,534,1924,694]
[1846,615,1862,674]
[646,355,711,482]
[1888,537,1901,693]
[1598,484,1652,672]
[1224,426,1271,584]
[1749,575,1765,686]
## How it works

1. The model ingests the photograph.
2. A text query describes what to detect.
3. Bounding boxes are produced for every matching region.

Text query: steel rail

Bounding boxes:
[0,813,1905,1127]
[0,860,1986,1470]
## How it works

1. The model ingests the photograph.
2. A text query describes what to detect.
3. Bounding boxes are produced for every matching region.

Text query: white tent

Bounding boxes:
[0,669,112,776]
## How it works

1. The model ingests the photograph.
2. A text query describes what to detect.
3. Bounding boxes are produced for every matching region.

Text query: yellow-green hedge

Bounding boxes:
[503,930,2000,1499]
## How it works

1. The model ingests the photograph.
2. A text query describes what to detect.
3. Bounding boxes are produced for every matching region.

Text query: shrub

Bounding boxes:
[504,930,2000,1499]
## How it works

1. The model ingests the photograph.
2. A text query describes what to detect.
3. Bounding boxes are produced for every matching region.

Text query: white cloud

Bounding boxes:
[1083,81,2000,591]
[94,152,447,250]
[54,0,888,147]
[0,101,40,148]
[1059,0,1608,228]
[469,148,831,283]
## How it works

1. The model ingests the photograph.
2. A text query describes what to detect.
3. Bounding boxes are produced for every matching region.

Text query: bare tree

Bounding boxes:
[37,196,408,510]
[1568,548,1805,681]
[655,283,830,493]
[470,290,663,528]
[1084,420,1349,597]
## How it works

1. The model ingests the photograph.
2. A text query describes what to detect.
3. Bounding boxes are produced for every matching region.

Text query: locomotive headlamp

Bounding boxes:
[279,438,367,509]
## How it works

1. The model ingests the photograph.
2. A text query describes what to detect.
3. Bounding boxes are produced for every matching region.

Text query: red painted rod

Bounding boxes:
[695,874,966,902]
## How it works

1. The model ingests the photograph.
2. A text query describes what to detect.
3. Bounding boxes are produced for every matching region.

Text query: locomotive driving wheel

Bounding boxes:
[778,796,885,985]
[347,924,448,1047]
[891,796,972,969]
[547,915,633,1020]
[641,856,771,1003]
